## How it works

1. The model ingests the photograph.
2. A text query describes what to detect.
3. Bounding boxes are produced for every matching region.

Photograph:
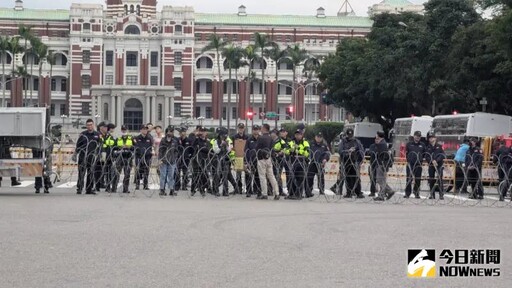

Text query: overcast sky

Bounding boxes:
[14,0,426,17]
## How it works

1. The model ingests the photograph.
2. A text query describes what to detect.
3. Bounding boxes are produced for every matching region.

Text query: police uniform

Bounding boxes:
[307,134,330,196]
[405,135,426,198]
[244,128,261,197]
[190,127,210,196]
[175,128,193,191]
[495,144,512,201]
[289,132,311,199]
[134,126,154,190]
[425,134,445,199]
[465,142,484,199]
[112,127,134,193]
[75,128,101,194]
[338,130,364,198]
[271,134,289,196]
[372,138,395,201]
[95,124,115,192]
[210,128,234,196]
[158,127,180,195]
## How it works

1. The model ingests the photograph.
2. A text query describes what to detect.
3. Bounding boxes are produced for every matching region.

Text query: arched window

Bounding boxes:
[124,98,143,131]
[124,4,128,14]
[136,5,140,16]
[130,5,134,14]
[175,25,182,34]
[103,103,109,121]
[196,56,213,69]
[124,25,140,35]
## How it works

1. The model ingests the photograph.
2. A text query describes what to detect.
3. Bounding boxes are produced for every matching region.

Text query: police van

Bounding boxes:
[390,116,433,158]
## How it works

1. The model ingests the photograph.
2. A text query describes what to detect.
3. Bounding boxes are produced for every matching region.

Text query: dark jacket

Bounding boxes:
[425,142,445,166]
[338,137,364,164]
[406,141,426,165]
[245,136,259,163]
[134,134,154,157]
[370,140,392,169]
[76,130,101,162]
[192,136,210,159]
[256,133,273,160]
[159,136,180,164]
[178,135,193,161]
[494,145,512,167]
[466,146,483,170]
[310,141,330,163]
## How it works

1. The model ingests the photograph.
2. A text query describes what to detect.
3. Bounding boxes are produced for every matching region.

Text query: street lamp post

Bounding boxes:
[167,115,173,127]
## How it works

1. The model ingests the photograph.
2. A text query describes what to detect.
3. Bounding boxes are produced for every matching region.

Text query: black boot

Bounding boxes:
[159,189,166,196]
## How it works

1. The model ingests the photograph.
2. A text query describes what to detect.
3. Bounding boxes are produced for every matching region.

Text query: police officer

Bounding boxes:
[232,123,248,194]
[339,128,364,199]
[466,137,484,199]
[279,128,293,196]
[158,126,180,196]
[75,119,101,195]
[270,129,288,197]
[134,125,154,190]
[244,125,261,197]
[307,132,330,196]
[190,126,210,196]
[425,132,445,200]
[111,125,134,193]
[404,131,426,199]
[210,127,233,197]
[175,127,193,191]
[367,141,378,198]
[372,131,395,201]
[495,140,512,201]
[288,130,311,199]
[95,122,115,192]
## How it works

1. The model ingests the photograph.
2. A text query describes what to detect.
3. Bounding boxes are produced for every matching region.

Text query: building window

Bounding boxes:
[136,5,140,16]
[106,50,113,66]
[195,106,201,117]
[175,25,182,34]
[33,78,39,91]
[82,75,91,89]
[81,102,90,116]
[174,77,182,91]
[82,50,90,64]
[157,104,163,121]
[60,104,66,115]
[105,75,113,85]
[50,104,55,116]
[125,75,138,85]
[174,103,182,117]
[205,106,212,118]
[51,78,56,91]
[61,78,67,91]
[222,107,226,119]
[195,33,202,41]
[232,107,237,119]
[126,51,138,66]
[286,86,292,95]
[206,81,212,93]
[233,34,238,41]
[103,103,109,120]
[150,76,158,86]
[83,23,90,32]
[125,25,140,35]
[174,51,182,65]
[150,51,158,67]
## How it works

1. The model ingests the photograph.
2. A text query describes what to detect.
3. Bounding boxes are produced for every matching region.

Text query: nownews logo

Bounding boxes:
[408,249,501,278]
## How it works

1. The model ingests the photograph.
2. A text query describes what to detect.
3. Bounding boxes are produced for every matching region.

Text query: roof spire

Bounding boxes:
[15,0,24,11]
[338,0,355,17]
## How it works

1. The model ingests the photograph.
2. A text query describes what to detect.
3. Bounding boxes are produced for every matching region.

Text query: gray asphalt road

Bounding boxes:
[0,189,511,288]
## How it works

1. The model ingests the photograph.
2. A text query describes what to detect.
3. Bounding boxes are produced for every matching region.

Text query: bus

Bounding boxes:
[390,116,433,158]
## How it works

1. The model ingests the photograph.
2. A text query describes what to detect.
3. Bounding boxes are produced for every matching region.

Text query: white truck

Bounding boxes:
[0,107,50,181]
[390,116,433,158]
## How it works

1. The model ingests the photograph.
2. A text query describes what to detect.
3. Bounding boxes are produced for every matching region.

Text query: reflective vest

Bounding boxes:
[273,138,289,155]
[291,139,310,157]
[210,137,235,159]
[102,134,115,148]
[116,135,133,148]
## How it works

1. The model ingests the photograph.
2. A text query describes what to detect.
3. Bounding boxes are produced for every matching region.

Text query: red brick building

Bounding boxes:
[0,0,373,129]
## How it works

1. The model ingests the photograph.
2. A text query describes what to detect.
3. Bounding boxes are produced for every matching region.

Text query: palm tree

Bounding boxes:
[303,56,321,123]
[266,44,287,128]
[285,44,309,120]
[253,32,273,124]
[221,44,245,131]
[0,36,10,107]
[8,37,22,106]
[18,25,33,106]
[232,48,248,127]
[46,51,56,109]
[243,45,258,128]
[201,34,227,127]
[29,37,44,106]
[33,39,48,107]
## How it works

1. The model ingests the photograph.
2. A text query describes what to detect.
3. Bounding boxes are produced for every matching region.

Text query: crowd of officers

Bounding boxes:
[74,119,331,200]
[74,118,512,202]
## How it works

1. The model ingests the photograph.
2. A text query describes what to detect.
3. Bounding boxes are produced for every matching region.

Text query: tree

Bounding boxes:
[32,39,48,107]
[201,34,227,127]
[221,44,244,131]
[266,43,287,128]
[8,37,22,106]
[46,51,56,110]
[253,32,273,124]
[284,44,309,120]
[0,36,9,107]
[18,25,33,106]
[230,47,248,127]
[243,45,258,127]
